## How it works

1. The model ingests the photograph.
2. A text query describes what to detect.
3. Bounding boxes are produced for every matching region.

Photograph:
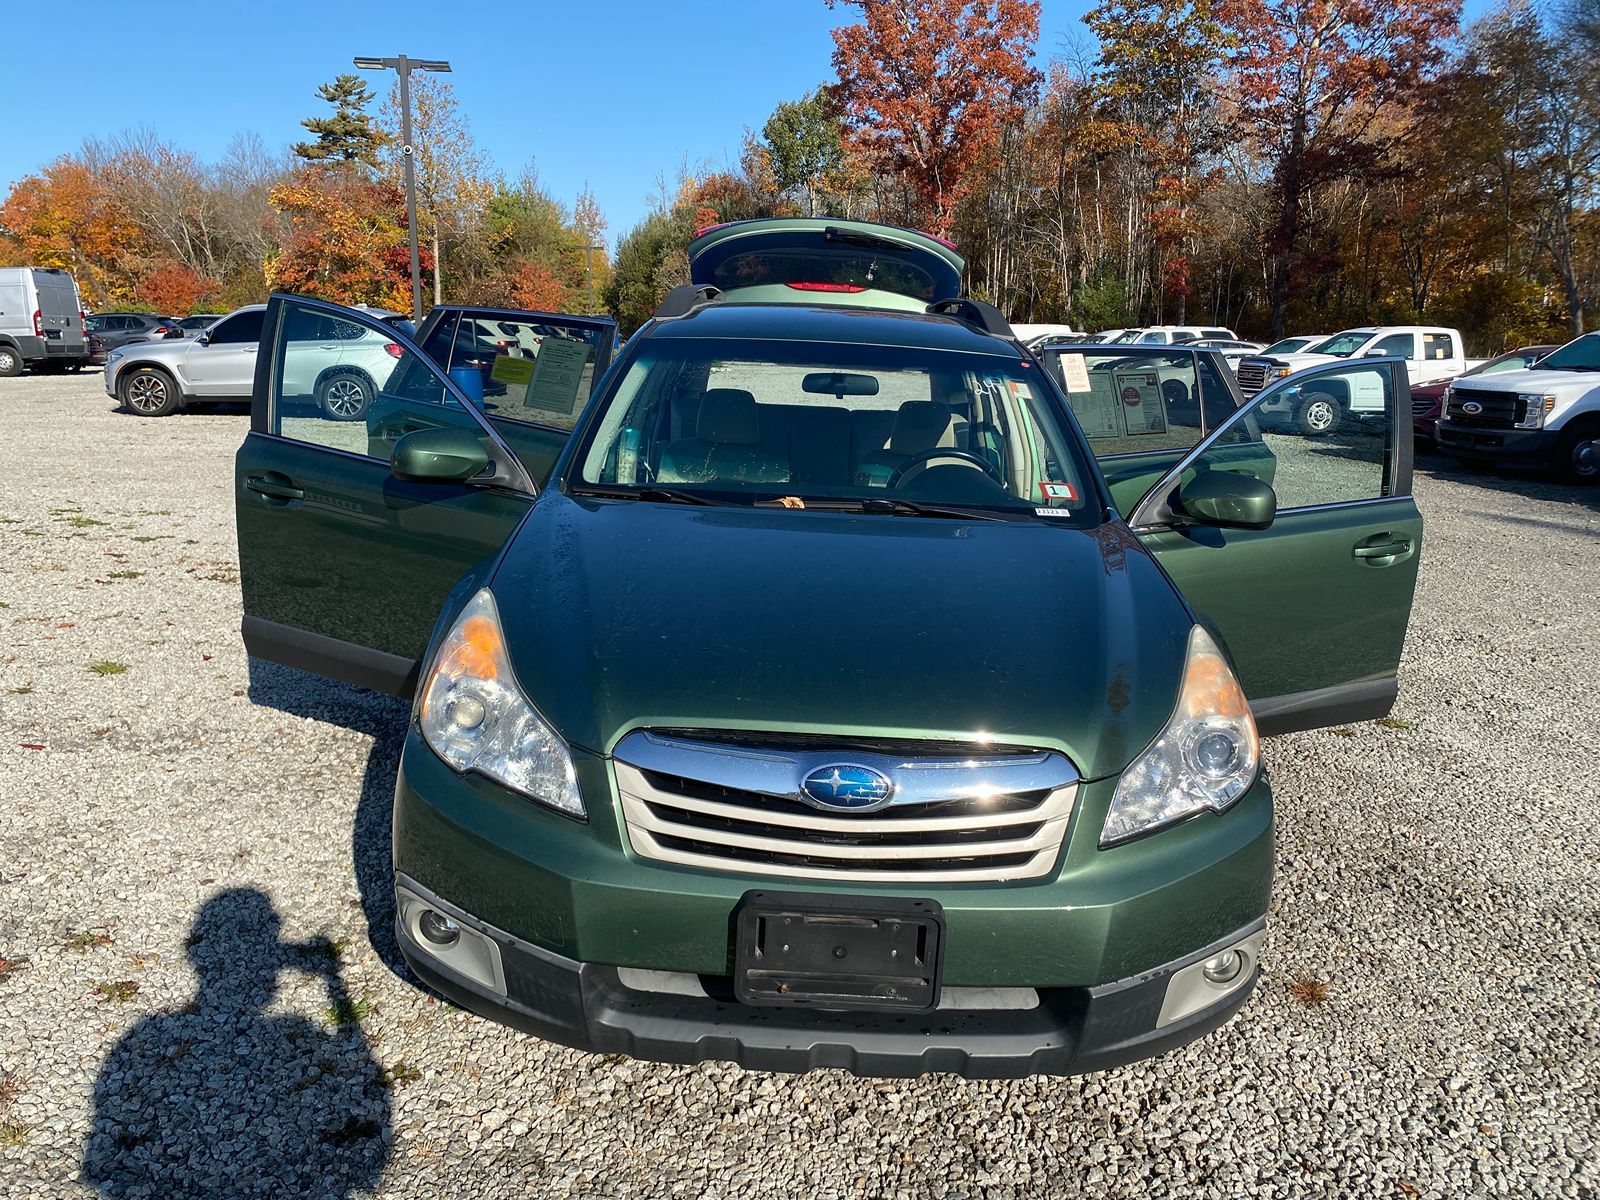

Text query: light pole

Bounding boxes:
[581,243,603,313]
[354,54,451,324]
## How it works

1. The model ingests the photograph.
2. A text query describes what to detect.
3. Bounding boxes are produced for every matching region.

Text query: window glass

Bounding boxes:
[1372,333,1414,358]
[1531,333,1600,370]
[1047,348,1209,456]
[271,300,498,465]
[210,311,263,345]
[420,312,605,432]
[1137,331,1168,344]
[1204,361,1391,509]
[84,315,103,332]
[574,339,1092,519]
[1422,332,1453,362]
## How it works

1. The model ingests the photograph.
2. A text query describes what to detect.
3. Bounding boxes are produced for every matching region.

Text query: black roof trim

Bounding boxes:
[656,284,723,320]
[926,297,1012,339]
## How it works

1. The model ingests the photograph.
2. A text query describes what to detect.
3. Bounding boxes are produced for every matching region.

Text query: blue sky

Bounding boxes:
[0,0,1493,249]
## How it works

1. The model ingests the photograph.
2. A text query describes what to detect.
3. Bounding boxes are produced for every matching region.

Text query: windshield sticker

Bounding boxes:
[1112,370,1168,435]
[524,337,593,415]
[1038,481,1078,502]
[1033,507,1074,518]
[1058,352,1092,393]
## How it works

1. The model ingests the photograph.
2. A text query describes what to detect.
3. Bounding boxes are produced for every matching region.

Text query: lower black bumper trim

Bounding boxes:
[394,873,1264,1080]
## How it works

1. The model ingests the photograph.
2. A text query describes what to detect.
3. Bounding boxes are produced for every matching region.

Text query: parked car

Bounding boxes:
[1173,337,1266,370]
[234,217,1421,1079]
[1012,322,1080,347]
[1259,334,1330,357]
[0,266,89,375]
[177,314,225,335]
[1113,325,1238,345]
[1412,345,1555,445]
[1437,332,1600,481]
[83,312,183,353]
[1237,326,1480,434]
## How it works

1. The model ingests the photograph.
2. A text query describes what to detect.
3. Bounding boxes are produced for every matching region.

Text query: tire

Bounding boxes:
[316,372,373,421]
[120,367,179,417]
[1293,391,1341,437]
[1555,423,1600,485]
[0,345,21,377]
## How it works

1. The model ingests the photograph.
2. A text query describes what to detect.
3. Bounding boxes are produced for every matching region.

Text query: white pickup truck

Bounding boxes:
[1436,331,1600,482]
[1237,326,1481,435]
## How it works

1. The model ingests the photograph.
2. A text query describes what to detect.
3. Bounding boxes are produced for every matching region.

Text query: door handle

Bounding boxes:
[1352,535,1412,564]
[242,346,257,354]
[245,474,304,502]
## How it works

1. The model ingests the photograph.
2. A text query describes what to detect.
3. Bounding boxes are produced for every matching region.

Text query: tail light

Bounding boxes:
[785,282,867,293]
[384,343,404,359]
[32,310,42,335]
[920,231,960,251]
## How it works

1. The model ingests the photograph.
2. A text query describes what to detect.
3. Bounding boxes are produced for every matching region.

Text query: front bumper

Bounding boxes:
[396,872,1264,1079]
[1436,422,1556,463]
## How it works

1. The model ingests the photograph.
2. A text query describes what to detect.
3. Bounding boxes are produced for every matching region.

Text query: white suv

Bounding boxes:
[106,304,411,418]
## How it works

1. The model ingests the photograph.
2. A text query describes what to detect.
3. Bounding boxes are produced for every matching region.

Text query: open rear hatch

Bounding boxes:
[687,218,964,312]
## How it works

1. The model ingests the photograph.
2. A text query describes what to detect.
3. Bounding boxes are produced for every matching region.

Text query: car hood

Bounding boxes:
[1449,368,1599,394]
[487,495,1193,780]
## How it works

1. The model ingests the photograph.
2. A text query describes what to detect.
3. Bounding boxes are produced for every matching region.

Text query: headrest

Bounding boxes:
[696,388,760,445]
[889,401,955,455]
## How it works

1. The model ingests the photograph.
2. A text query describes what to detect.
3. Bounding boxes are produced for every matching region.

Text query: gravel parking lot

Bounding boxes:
[1,370,1597,1199]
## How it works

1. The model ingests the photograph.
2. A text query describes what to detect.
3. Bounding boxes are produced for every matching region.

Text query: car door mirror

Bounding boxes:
[194,334,209,347]
[1362,348,1387,358]
[391,427,490,483]
[1177,471,1277,530]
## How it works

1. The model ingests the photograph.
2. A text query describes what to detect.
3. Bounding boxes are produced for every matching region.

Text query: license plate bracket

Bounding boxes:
[733,891,944,1011]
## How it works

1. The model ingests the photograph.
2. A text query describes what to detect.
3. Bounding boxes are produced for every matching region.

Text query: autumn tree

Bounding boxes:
[828,0,1041,234]
[1215,0,1461,336]
[762,91,845,216]
[266,167,421,309]
[378,75,492,305]
[294,75,387,167]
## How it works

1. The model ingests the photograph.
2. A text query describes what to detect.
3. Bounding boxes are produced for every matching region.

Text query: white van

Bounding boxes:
[0,267,89,376]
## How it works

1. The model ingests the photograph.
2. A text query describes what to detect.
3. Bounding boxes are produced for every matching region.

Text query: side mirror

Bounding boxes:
[1178,471,1277,531]
[391,427,490,483]
[1362,348,1389,358]
[194,334,209,346]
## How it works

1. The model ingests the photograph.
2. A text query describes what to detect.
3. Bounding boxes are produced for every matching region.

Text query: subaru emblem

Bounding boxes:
[800,764,895,812]
[1462,401,1483,415]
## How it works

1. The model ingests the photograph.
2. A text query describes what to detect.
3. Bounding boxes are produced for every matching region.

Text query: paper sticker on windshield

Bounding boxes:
[1038,481,1078,503]
[1058,352,1091,393]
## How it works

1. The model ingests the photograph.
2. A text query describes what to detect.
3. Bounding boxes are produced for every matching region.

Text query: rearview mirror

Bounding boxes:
[1178,471,1277,531]
[802,371,879,397]
[391,427,490,483]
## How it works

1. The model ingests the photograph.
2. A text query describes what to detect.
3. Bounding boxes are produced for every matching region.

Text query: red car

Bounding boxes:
[1412,345,1556,445]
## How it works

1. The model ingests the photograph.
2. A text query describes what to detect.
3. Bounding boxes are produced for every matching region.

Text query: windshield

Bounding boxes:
[1530,334,1600,372]
[572,339,1094,521]
[1263,337,1310,355]
[1313,330,1376,358]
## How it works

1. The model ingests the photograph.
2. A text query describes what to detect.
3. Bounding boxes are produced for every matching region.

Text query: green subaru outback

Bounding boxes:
[235,220,1421,1078]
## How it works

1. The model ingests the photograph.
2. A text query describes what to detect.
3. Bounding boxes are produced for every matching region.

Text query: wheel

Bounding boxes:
[1293,392,1341,436]
[316,372,373,421]
[1555,423,1600,484]
[0,346,21,377]
[120,367,179,417]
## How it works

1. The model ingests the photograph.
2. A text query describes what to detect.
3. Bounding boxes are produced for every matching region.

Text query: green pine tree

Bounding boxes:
[293,74,387,167]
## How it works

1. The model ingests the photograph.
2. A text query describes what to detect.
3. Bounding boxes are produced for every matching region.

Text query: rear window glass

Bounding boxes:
[709,248,941,301]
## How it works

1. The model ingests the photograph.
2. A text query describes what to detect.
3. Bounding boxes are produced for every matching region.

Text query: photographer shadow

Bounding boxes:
[244,657,411,977]
[82,888,391,1199]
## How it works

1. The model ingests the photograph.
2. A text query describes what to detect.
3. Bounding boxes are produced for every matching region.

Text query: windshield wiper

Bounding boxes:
[857,497,1015,521]
[569,484,718,506]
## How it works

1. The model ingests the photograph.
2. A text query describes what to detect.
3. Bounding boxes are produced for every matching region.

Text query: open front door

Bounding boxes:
[413,305,616,488]
[235,296,538,696]
[1127,357,1423,735]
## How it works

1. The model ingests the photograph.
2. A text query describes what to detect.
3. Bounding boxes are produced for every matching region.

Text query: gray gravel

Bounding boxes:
[1,370,1597,1199]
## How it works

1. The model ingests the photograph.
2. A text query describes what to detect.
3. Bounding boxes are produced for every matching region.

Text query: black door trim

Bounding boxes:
[1252,676,1398,737]
[242,614,421,698]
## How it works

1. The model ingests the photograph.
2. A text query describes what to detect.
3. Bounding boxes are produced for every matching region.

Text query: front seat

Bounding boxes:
[854,400,960,486]
[656,388,790,485]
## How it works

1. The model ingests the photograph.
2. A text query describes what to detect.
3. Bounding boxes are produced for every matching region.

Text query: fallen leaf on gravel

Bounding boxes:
[202,654,213,661]
[56,623,74,629]
[18,744,44,751]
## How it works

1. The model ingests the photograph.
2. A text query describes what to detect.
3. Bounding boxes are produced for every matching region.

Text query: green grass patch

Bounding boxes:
[379,1061,422,1088]
[59,516,108,529]
[0,1121,32,1147]
[7,685,30,695]
[130,535,170,543]
[94,980,141,1003]
[107,570,142,580]
[88,661,128,677]
[325,996,374,1028]
[1376,716,1413,730]
[65,930,114,951]
[1331,727,1358,738]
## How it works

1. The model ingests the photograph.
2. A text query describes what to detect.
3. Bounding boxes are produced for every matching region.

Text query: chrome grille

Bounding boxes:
[613,731,1078,883]
[1237,361,1269,396]
[1445,386,1516,429]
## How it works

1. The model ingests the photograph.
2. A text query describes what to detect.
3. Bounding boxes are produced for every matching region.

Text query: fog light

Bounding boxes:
[418,909,461,947]
[1202,949,1243,984]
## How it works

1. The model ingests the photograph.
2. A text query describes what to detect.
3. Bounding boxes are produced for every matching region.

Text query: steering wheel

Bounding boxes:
[886,448,1006,489]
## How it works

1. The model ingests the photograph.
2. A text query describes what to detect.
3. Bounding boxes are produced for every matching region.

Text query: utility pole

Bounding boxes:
[581,243,603,314]
[354,54,452,324]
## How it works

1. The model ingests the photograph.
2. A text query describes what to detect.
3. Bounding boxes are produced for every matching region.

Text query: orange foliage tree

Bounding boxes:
[507,262,572,311]
[0,158,141,306]
[265,166,423,310]
[828,0,1041,235]
[136,261,217,314]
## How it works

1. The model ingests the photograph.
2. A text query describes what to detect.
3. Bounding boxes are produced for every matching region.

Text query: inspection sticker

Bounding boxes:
[1038,481,1078,502]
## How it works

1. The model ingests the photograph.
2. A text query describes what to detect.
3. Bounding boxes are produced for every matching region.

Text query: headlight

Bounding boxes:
[1514,394,1555,430]
[417,588,584,818]
[1101,626,1260,847]
[1440,386,1453,418]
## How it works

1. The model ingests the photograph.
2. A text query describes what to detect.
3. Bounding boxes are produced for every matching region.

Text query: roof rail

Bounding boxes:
[655,283,722,320]
[926,297,1012,339]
